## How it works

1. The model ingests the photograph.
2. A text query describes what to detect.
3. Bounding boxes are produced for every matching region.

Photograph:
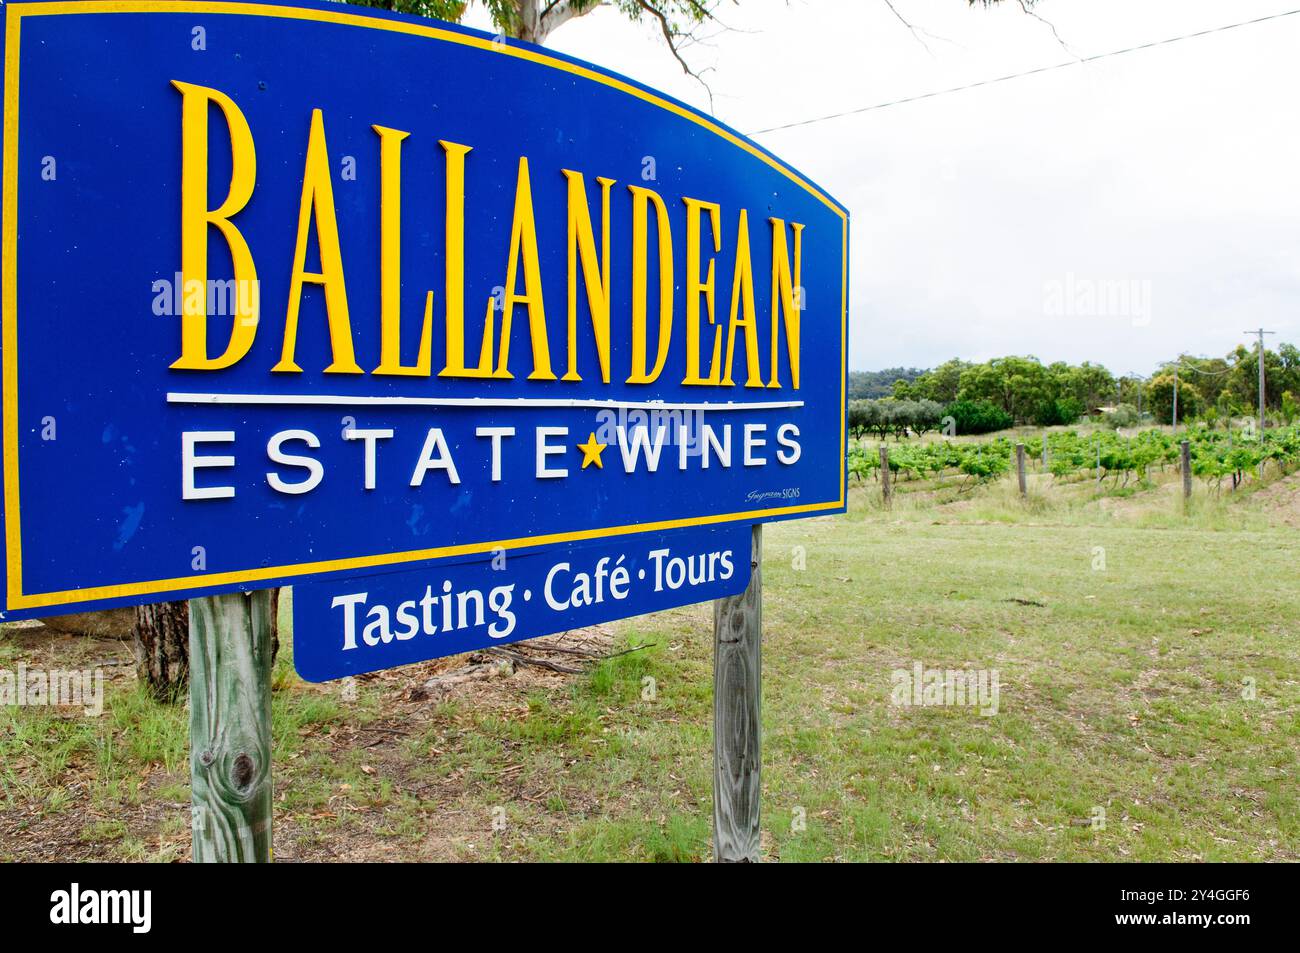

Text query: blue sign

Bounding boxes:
[0,0,848,620]
[293,525,751,681]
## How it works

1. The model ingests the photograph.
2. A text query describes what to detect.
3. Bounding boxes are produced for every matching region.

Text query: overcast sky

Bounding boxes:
[463,0,1300,376]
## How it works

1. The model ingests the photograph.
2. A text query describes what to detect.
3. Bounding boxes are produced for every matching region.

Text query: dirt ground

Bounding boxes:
[1248,469,1300,527]
[1,621,627,862]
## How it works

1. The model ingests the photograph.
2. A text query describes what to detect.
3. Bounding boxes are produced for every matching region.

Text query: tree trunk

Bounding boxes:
[133,600,190,701]
[133,590,279,702]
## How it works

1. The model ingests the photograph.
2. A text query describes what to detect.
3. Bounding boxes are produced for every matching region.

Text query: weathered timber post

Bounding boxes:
[190,590,274,863]
[879,445,891,507]
[1181,440,1192,506]
[1015,443,1027,497]
[713,524,762,863]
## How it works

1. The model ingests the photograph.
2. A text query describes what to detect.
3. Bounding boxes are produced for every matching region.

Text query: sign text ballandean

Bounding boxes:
[0,0,848,621]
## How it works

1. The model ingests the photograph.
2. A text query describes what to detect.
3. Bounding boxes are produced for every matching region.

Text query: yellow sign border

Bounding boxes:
[2,0,849,611]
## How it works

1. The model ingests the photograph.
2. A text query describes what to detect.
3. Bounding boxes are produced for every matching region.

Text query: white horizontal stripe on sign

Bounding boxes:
[166,393,805,411]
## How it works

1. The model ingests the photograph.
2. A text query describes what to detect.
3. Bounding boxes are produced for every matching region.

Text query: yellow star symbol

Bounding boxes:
[577,432,607,470]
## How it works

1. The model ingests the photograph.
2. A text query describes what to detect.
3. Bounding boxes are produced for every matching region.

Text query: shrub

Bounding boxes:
[944,399,1013,436]
[1104,403,1141,429]
[1033,397,1084,427]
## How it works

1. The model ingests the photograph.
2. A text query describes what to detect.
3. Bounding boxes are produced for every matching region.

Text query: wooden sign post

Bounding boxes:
[713,525,763,862]
[189,592,274,863]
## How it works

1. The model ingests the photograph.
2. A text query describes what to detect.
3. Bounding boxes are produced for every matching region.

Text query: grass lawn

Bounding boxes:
[2,467,1298,861]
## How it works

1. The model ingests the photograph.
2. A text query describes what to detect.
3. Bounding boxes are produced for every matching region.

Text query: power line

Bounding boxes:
[1168,360,1234,378]
[749,8,1300,136]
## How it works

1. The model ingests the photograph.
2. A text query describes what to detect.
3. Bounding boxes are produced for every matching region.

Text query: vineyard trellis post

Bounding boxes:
[1016,443,1027,497]
[1181,440,1192,506]
[713,525,762,862]
[880,446,891,507]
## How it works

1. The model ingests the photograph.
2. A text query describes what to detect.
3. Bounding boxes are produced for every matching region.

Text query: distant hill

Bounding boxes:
[849,367,925,400]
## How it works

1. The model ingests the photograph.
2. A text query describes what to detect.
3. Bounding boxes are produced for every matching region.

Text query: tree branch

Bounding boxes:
[883,0,934,56]
[969,0,1076,56]
[537,0,589,42]
[634,0,718,111]
[1016,0,1076,56]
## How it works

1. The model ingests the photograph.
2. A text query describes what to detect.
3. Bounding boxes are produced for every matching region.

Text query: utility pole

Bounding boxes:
[1243,328,1275,437]
[1172,365,1178,433]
